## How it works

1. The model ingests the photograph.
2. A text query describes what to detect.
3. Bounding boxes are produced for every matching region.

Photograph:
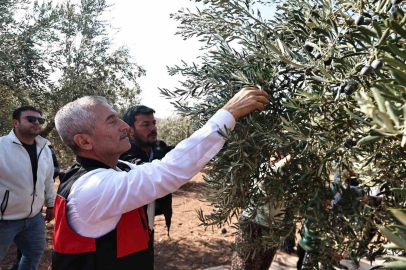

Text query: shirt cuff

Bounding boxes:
[208,109,236,133]
[45,199,55,208]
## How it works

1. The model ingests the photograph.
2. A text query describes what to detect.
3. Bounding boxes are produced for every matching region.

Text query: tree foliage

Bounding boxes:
[163,0,406,267]
[379,189,406,268]
[0,0,144,166]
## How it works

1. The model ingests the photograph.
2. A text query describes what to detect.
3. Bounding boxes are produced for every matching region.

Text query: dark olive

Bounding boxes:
[345,138,356,148]
[344,85,354,95]
[360,65,373,75]
[304,43,313,53]
[371,60,383,70]
[391,8,398,19]
[376,153,383,158]
[355,15,364,26]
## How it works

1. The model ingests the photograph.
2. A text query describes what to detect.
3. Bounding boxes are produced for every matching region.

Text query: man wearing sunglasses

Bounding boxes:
[0,106,56,270]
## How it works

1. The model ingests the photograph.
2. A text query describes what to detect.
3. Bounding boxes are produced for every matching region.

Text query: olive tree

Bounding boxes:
[162,0,406,267]
[0,0,144,166]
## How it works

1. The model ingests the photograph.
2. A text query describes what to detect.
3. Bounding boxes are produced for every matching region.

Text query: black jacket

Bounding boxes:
[48,145,60,180]
[120,140,174,234]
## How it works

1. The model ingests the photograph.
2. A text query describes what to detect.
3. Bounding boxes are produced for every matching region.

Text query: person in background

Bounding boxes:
[0,106,56,270]
[120,105,174,265]
[232,154,291,270]
[297,170,365,270]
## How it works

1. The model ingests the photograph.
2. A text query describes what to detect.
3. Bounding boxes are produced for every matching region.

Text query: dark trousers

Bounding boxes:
[296,244,306,270]
[148,230,154,266]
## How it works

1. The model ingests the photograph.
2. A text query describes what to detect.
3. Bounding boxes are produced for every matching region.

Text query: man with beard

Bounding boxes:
[120,105,174,264]
[0,106,56,269]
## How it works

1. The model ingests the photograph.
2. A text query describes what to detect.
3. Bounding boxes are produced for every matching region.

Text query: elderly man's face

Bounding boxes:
[89,103,131,157]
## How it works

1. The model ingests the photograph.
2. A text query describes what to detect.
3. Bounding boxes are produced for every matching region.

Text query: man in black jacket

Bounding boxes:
[120,105,174,264]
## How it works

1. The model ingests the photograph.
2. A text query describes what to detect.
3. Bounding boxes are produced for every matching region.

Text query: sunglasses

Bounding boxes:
[20,116,46,124]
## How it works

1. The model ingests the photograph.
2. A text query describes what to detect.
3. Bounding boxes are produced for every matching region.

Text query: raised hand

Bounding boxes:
[222,87,270,119]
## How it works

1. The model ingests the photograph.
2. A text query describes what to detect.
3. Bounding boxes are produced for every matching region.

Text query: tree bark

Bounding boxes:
[40,120,55,138]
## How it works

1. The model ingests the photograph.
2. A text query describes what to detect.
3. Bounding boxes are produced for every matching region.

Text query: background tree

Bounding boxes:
[0,0,144,166]
[0,0,59,134]
[157,115,193,146]
[162,0,406,267]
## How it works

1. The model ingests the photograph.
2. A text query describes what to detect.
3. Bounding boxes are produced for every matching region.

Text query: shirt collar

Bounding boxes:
[7,129,49,147]
[76,156,112,169]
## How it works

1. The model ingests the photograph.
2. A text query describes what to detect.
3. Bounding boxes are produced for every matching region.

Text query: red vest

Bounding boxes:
[52,157,152,270]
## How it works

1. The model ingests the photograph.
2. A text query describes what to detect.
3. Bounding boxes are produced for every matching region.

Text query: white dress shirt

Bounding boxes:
[66,109,235,238]
[147,148,155,230]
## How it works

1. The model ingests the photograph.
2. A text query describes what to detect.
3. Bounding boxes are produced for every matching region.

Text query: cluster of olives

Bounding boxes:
[354,0,402,26]
[360,59,383,75]
[304,0,400,96]
[352,14,387,77]
[342,60,382,95]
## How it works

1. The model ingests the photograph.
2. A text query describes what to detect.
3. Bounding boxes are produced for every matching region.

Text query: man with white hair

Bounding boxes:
[52,87,269,270]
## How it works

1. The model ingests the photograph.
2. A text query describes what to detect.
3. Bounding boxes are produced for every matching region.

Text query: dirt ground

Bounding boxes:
[0,173,245,270]
[154,173,237,270]
[0,172,385,270]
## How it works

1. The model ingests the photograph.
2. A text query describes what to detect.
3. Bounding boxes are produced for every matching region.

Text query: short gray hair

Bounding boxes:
[55,96,108,153]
